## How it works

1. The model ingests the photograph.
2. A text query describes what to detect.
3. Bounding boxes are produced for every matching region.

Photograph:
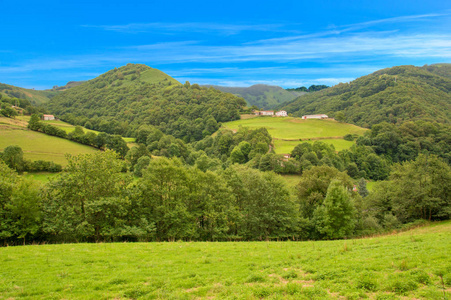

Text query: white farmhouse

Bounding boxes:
[302,114,328,120]
[275,110,288,117]
[43,114,55,121]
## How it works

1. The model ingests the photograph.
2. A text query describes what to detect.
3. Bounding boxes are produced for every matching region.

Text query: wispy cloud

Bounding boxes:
[82,22,295,35]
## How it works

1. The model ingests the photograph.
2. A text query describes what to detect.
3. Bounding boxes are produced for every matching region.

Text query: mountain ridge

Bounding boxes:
[280,64,451,127]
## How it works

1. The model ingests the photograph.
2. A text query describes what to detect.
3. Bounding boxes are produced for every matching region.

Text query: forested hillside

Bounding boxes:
[205,84,304,109]
[281,64,451,127]
[0,83,57,105]
[47,64,246,142]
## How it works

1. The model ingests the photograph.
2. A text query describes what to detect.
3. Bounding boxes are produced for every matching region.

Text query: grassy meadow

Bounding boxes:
[223,117,367,154]
[0,222,449,299]
[0,126,99,165]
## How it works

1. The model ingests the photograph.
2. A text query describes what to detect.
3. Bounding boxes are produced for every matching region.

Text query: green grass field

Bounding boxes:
[22,172,60,183]
[0,222,449,299]
[274,139,355,154]
[0,129,99,165]
[223,117,367,154]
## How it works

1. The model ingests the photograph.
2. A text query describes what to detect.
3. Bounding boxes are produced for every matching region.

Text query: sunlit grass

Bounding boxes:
[0,222,449,299]
[0,129,99,165]
[223,117,367,140]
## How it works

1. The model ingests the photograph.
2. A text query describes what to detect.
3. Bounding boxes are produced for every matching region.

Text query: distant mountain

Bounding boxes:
[280,64,451,127]
[46,64,246,141]
[204,84,306,109]
[0,83,58,105]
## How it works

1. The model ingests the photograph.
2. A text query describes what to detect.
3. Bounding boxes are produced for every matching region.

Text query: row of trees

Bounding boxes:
[28,114,129,158]
[1,151,449,244]
[0,145,62,173]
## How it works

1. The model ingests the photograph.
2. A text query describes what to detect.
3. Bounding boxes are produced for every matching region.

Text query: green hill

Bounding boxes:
[205,84,305,109]
[281,64,451,127]
[46,64,246,142]
[0,82,58,105]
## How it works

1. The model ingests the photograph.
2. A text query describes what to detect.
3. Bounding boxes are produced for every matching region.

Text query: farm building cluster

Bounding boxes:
[254,110,288,117]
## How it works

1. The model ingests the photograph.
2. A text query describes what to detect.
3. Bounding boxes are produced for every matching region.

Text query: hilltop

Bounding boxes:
[205,84,305,109]
[46,64,246,141]
[281,64,451,127]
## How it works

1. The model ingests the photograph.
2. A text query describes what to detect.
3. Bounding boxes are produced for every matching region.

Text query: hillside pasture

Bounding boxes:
[0,222,449,299]
[223,117,366,154]
[273,138,355,154]
[0,128,99,165]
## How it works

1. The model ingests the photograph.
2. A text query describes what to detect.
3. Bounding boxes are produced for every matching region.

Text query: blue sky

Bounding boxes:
[0,0,450,89]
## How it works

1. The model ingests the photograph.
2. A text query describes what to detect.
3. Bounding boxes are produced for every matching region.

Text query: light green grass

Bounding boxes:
[274,139,355,154]
[280,174,302,188]
[0,129,99,165]
[223,117,367,140]
[0,222,449,299]
[45,119,100,134]
[223,117,366,154]
[139,68,180,85]
[21,172,60,183]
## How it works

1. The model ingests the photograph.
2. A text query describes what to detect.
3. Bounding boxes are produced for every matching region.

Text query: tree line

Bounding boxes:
[28,114,129,158]
[1,150,449,245]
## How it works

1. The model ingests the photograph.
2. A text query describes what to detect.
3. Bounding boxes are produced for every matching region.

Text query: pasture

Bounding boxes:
[0,128,99,165]
[0,222,449,299]
[223,117,367,154]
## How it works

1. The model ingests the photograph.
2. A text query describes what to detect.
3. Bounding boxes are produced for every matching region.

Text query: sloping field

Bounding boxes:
[0,128,99,165]
[0,222,449,299]
[222,117,367,154]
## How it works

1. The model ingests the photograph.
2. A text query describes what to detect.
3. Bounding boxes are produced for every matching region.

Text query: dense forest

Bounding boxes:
[1,149,449,244]
[281,64,451,127]
[46,64,246,142]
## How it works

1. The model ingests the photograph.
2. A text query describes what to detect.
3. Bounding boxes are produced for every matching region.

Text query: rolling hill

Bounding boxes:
[0,82,58,105]
[46,64,246,142]
[205,84,305,109]
[0,116,99,165]
[281,64,451,127]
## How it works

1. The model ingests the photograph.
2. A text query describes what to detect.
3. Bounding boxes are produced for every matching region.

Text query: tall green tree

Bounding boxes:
[313,180,356,239]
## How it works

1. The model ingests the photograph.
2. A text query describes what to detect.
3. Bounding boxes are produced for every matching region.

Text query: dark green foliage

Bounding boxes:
[0,106,18,118]
[1,145,25,172]
[0,145,62,173]
[357,178,369,198]
[357,121,451,164]
[42,151,145,242]
[0,161,41,243]
[286,84,329,93]
[313,180,356,239]
[291,141,345,173]
[47,64,245,141]
[282,65,451,127]
[296,165,354,220]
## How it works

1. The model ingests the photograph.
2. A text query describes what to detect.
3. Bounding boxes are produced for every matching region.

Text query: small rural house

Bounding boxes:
[43,114,55,121]
[275,110,288,117]
[302,114,328,120]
